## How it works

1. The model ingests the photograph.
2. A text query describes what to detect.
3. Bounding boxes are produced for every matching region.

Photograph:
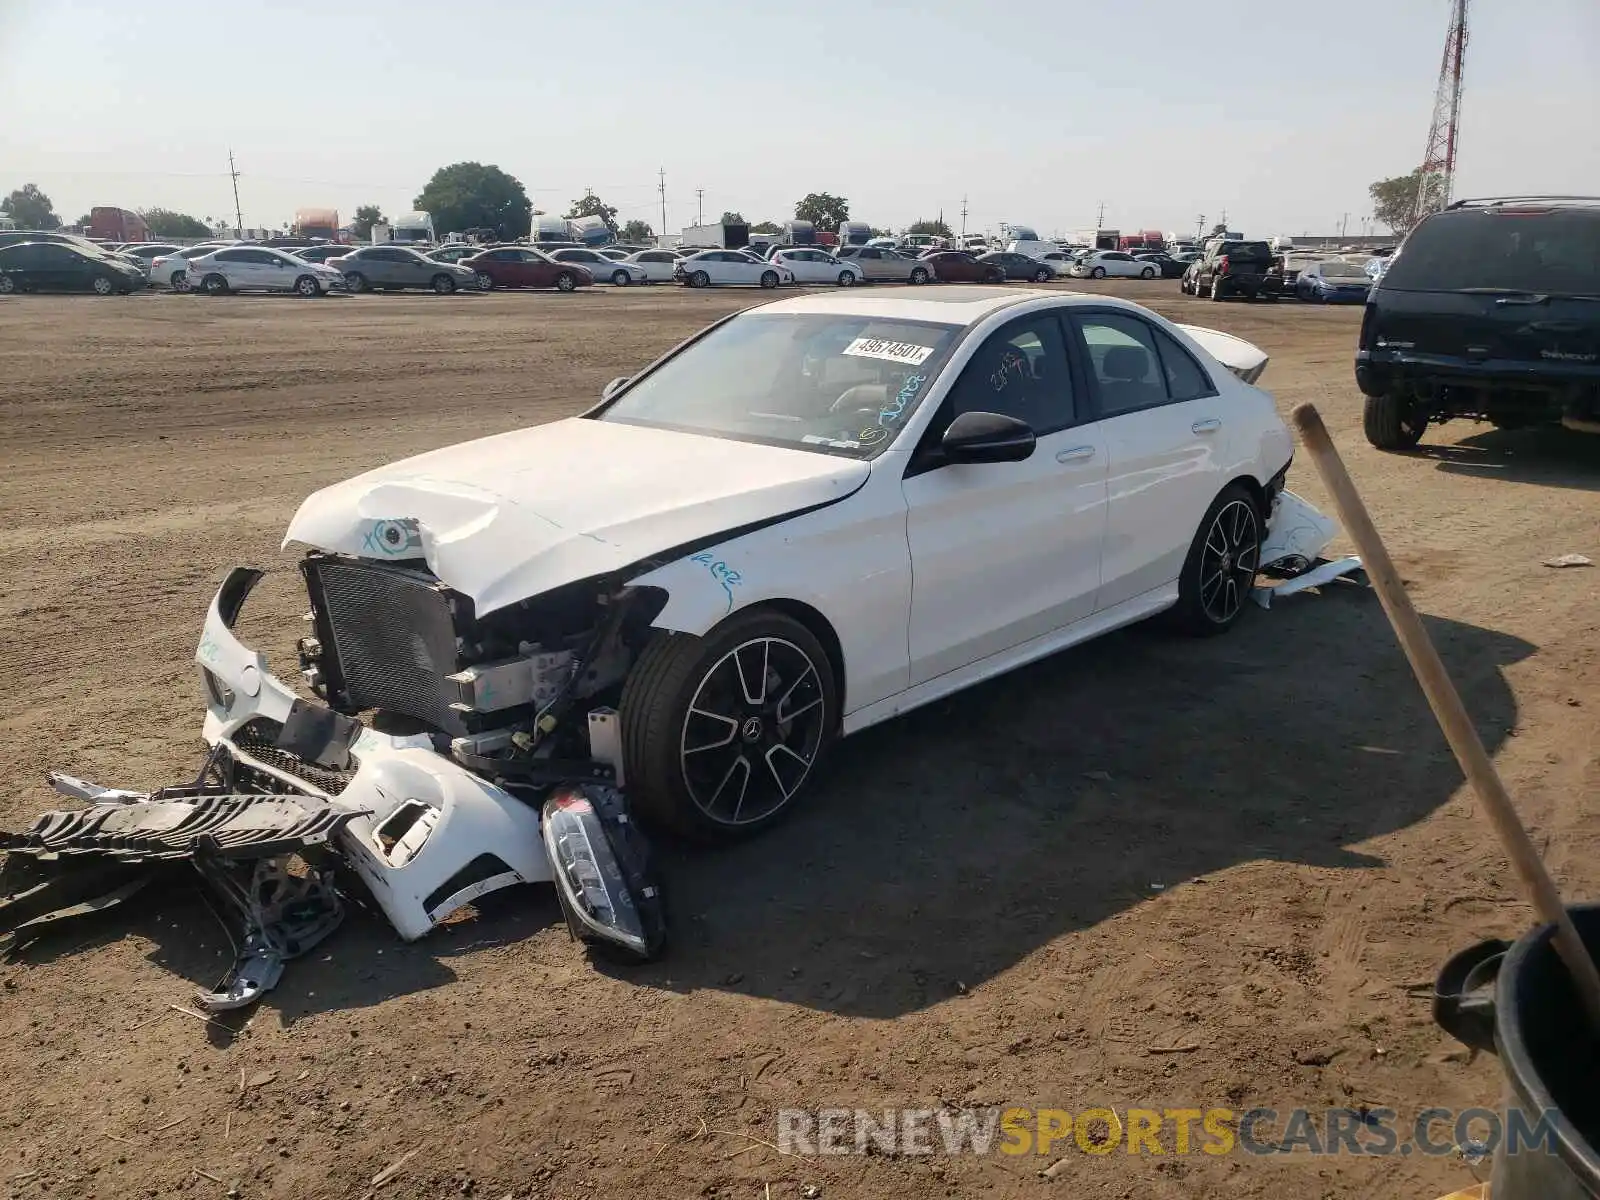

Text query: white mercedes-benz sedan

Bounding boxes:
[187,286,1301,876]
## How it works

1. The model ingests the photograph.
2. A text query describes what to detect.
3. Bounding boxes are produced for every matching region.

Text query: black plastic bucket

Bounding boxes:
[1434,904,1600,1199]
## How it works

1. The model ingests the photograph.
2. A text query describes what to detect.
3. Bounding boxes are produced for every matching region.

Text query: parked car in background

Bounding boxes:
[1294,259,1373,303]
[463,246,592,291]
[549,247,647,286]
[426,244,482,265]
[0,241,147,294]
[922,250,1006,283]
[977,251,1056,282]
[1068,250,1157,280]
[1184,241,1281,301]
[674,249,795,288]
[1356,196,1600,450]
[118,244,184,268]
[1133,252,1189,279]
[770,247,864,286]
[623,249,683,283]
[327,245,477,294]
[1037,250,1077,278]
[294,244,358,264]
[185,246,346,296]
[148,243,234,289]
[834,246,933,284]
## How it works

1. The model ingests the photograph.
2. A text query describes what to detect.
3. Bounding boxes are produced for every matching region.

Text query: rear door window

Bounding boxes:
[1383,208,1600,294]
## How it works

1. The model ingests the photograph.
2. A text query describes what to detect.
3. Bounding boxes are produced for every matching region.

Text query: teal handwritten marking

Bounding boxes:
[691,552,743,613]
[878,373,927,425]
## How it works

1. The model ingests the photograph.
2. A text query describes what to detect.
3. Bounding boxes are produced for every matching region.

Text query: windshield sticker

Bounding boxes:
[843,337,936,366]
[857,425,890,447]
[802,434,862,450]
[691,551,743,613]
[878,373,927,425]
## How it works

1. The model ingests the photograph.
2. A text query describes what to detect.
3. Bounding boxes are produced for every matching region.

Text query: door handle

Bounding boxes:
[1191,418,1222,434]
[1056,445,1096,463]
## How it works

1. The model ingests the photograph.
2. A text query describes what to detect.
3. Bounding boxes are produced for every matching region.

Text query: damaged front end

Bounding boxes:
[3,553,667,1007]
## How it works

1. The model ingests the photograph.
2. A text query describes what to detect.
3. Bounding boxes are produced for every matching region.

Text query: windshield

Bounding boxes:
[1320,261,1368,278]
[1383,209,1600,294]
[594,313,962,457]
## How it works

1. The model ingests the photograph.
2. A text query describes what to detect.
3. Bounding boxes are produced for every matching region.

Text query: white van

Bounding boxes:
[1004,226,1060,259]
[390,211,436,244]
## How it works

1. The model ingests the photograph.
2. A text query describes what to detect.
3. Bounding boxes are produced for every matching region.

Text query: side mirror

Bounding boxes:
[942,411,1036,464]
[602,376,630,401]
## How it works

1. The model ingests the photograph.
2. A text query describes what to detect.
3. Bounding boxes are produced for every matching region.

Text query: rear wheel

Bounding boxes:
[475,271,494,290]
[295,275,321,297]
[202,273,229,296]
[555,272,577,292]
[345,272,367,293]
[620,610,838,841]
[0,275,15,294]
[1363,392,1428,450]
[170,270,188,290]
[1169,484,1262,636]
[1209,276,1225,301]
[691,270,710,288]
[1090,266,1106,279]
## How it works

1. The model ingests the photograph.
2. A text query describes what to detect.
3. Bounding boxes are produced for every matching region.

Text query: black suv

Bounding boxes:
[1356,196,1600,450]
[1184,240,1281,301]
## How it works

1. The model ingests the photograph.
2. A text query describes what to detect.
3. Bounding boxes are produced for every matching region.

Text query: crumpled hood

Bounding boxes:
[283,417,869,615]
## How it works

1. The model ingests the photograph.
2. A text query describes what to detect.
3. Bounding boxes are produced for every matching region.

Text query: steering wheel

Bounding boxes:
[828,383,889,415]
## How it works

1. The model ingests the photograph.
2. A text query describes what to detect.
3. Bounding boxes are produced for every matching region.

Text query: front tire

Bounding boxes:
[432,273,456,294]
[620,611,838,841]
[92,275,115,295]
[1170,484,1262,636]
[1140,266,1156,279]
[295,275,321,297]
[837,270,856,286]
[691,270,710,288]
[611,269,630,286]
[910,267,930,285]
[345,272,367,293]
[475,271,494,290]
[1363,392,1428,450]
[555,272,577,292]
[759,270,779,289]
[1034,268,1052,283]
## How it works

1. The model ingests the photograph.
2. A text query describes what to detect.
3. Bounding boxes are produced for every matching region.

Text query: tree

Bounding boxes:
[870,226,892,238]
[750,220,782,235]
[720,211,745,225]
[567,190,619,235]
[794,192,849,230]
[620,219,654,243]
[139,208,211,238]
[351,204,386,240]
[1211,222,1228,236]
[907,218,952,239]
[2,183,61,229]
[1370,169,1442,236]
[414,162,533,240]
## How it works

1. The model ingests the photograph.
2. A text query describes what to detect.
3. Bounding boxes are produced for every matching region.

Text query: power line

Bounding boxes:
[227,149,243,238]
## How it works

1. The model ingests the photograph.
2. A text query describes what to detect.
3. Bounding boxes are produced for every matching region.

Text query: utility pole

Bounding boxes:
[696,188,704,226]
[228,148,243,237]
[1340,212,1350,239]
[657,168,666,243]
[1219,207,1228,231]
[959,194,968,241]
[1195,213,1206,241]
[1096,200,1105,228]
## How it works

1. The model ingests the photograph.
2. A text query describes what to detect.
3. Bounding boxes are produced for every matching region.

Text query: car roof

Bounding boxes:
[750,287,1081,325]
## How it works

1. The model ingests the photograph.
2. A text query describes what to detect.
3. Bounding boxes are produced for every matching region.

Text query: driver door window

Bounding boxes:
[900,311,1109,683]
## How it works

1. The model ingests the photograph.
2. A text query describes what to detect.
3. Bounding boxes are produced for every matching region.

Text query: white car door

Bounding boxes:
[790,250,829,283]
[1067,309,1230,610]
[211,248,261,289]
[902,310,1109,684]
[727,252,763,285]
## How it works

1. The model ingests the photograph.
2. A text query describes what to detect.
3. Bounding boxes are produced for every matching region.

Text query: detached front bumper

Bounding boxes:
[195,567,663,959]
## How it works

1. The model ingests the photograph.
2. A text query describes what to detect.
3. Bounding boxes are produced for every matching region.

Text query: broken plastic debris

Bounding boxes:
[1543,553,1592,568]
[1252,556,1366,609]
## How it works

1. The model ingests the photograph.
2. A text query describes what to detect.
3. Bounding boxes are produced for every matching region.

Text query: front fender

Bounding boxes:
[625,469,914,715]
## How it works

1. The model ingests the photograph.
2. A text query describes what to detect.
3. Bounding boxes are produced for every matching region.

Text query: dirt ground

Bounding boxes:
[3,280,1599,1200]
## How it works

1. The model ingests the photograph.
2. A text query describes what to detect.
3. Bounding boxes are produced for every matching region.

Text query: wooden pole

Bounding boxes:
[1290,402,1600,1028]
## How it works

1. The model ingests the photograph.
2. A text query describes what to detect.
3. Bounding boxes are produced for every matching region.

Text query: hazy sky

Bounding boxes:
[2,0,1596,239]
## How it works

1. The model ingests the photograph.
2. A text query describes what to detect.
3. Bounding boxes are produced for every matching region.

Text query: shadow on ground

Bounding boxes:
[609,586,1532,1017]
[1420,424,1600,492]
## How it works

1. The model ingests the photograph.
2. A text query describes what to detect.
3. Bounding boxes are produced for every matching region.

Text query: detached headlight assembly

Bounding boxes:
[541,784,666,962]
